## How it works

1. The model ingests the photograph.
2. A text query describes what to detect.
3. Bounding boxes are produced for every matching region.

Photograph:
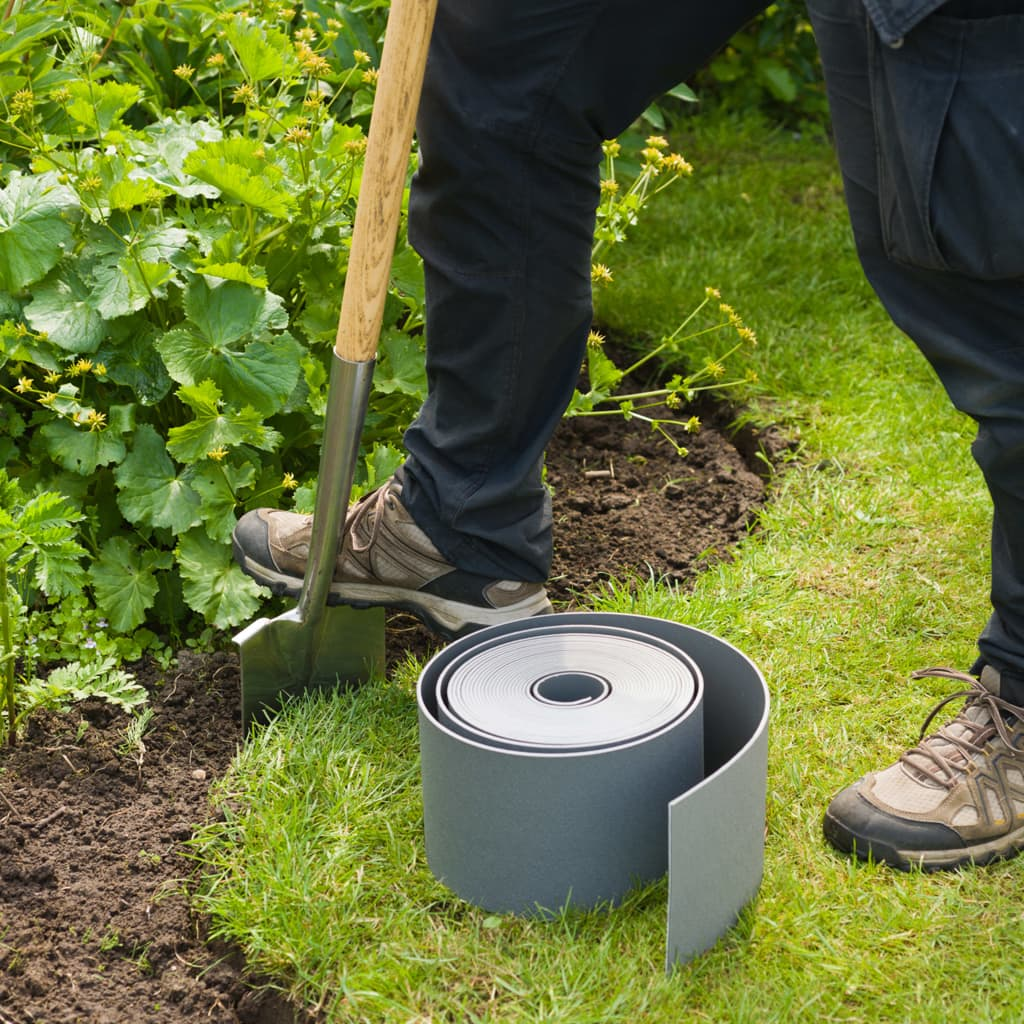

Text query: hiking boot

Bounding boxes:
[823,666,1024,870]
[231,479,552,639]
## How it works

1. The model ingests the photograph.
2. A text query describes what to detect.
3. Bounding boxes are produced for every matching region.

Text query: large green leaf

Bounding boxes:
[89,536,172,632]
[84,218,188,319]
[166,380,282,462]
[373,330,426,398]
[176,528,264,628]
[131,118,223,200]
[156,278,300,414]
[182,138,296,217]
[97,318,173,405]
[223,17,298,83]
[184,275,288,341]
[22,264,106,352]
[0,172,78,292]
[190,458,257,542]
[158,328,303,416]
[114,424,202,533]
[38,418,126,475]
[65,80,141,134]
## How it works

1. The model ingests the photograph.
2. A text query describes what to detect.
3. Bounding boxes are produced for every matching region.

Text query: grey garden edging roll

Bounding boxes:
[417,611,770,969]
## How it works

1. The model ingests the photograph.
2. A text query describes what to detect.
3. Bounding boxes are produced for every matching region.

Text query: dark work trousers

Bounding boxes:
[398,0,768,583]
[807,0,1024,692]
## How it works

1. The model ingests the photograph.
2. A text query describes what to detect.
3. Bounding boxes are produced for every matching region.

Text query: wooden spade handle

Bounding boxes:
[334,0,437,363]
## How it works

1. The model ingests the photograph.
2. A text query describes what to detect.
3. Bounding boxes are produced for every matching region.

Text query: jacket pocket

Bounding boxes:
[870,12,1024,279]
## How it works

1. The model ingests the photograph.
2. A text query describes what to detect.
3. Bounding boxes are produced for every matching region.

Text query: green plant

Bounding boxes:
[0,467,86,743]
[117,704,154,780]
[0,0,408,640]
[569,289,759,455]
[16,656,147,729]
[695,2,827,129]
[0,0,698,649]
[583,135,759,453]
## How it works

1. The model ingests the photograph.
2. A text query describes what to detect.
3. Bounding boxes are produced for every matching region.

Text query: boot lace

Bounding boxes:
[900,667,1024,789]
[341,482,394,558]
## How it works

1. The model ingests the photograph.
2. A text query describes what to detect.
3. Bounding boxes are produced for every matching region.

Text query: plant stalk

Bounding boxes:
[0,560,16,746]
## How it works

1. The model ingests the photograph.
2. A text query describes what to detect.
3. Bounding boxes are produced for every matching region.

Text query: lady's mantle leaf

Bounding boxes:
[38,418,126,475]
[156,278,300,415]
[0,172,78,292]
[183,138,296,217]
[166,380,282,462]
[114,424,202,533]
[176,528,264,628]
[90,536,173,632]
[23,264,106,352]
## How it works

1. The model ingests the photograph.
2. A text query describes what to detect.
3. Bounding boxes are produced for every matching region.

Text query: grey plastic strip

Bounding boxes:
[416,612,769,970]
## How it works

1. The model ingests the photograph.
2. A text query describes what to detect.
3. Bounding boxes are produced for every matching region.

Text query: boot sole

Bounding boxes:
[823,807,1024,871]
[232,540,553,640]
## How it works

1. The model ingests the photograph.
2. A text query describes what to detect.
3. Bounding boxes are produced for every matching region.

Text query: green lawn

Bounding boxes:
[193,111,1014,1023]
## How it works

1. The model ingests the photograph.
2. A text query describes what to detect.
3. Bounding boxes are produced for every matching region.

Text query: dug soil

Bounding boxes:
[0,381,786,1024]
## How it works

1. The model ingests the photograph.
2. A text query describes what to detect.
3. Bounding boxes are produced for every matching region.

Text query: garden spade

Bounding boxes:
[234,0,438,728]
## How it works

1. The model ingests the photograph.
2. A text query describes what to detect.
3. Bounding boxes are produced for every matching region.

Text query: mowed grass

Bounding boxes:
[192,112,1019,1022]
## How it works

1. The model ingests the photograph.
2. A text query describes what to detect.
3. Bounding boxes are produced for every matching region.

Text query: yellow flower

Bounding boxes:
[282,472,299,491]
[661,153,693,175]
[302,53,331,77]
[684,415,701,434]
[641,147,663,164]
[601,140,621,158]
[587,329,606,347]
[283,125,311,143]
[69,358,94,376]
[207,447,229,462]
[599,179,619,196]
[11,89,34,115]
[705,359,726,379]
[343,138,367,156]
[86,410,107,431]
[645,135,669,150]
[353,49,371,65]
[78,174,103,192]
[665,391,681,409]
[704,286,721,299]
[206,53,226,68]
[295,26,316,42]
[233,83,257,105]
[591,263,614,285]
[361,68,379,85]
[50,86,70,104]
[38,391,57,407]
[736,326,758,344]
[94,362,108,376]
[14,322,29,337]
[173,64,195,80]
[14,376,32,394]
[44,371,61,385]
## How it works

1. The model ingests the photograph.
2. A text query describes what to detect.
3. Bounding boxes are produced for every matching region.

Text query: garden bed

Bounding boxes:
[0,405,782,1024]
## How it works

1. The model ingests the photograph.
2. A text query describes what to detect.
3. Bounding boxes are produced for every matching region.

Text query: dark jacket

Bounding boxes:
[861,0,947,44]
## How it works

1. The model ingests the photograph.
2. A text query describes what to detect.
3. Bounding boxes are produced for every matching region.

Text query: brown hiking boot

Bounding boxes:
[231,479,552,639]
[824,666,1024,870]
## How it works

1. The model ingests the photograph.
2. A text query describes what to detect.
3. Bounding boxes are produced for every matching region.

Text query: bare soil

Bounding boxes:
[0,379,785,1024]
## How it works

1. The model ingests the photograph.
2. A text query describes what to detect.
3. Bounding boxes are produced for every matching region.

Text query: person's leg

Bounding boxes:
[400,0,768,582]
[234,0,768,636]
[808,0,1024,868]
[809,0,1024,690]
